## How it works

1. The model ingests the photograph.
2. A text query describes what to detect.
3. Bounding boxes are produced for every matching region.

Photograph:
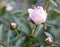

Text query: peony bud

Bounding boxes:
[6,3,13,11]
[29,34,34,38]
[44,25,47,31]
[28,6,47,25]
[45,37,53,44]
[10,22,17,30]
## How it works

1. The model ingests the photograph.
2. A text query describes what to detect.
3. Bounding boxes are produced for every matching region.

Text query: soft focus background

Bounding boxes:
[0,0,60,47]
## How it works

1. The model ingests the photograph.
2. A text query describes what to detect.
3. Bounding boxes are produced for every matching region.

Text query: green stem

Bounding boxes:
[26,25,39,47]
[14,29,23,41]
[15,29,27,47]
[32,25,39,36]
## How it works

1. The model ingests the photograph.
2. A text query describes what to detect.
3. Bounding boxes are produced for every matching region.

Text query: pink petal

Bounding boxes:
[28,8,34,17]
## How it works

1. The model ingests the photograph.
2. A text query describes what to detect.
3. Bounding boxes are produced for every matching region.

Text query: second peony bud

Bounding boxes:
[6,3,13,11]
[28,6,47,25]
[45,37,53,44]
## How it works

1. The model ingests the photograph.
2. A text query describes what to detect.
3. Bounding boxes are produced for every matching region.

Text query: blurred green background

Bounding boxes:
[0,0,60,47]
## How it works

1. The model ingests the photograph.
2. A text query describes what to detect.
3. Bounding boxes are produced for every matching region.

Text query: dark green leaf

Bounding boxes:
[0,6,6,16]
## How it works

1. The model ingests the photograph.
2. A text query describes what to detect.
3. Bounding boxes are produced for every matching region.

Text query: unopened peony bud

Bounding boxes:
[45,37,53,44]
[28,6,47,25]
[44,25,47,30]
[6,3,13,11]
[10,22,17,30]
[29,34,34,38]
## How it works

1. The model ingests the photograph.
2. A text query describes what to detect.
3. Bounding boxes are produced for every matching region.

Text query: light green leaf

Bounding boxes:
[0,45,4,47]
[34,24,44,37]
[53,9,60,14]
[44,32,53,38]
[0,24,4,39]
[40,44,44,47]
[49,0,57,7]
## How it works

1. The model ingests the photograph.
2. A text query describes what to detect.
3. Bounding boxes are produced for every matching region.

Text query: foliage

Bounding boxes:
[0,0,60,47]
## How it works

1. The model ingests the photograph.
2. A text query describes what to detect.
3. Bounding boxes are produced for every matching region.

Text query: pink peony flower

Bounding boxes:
[6,3,13,11]
[28,6,47,25]
[45,37,53,44]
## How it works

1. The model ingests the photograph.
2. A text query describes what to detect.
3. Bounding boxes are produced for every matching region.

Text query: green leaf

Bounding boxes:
[44,32,53,37]
[32,24,46,45]
[49,0,57,7]
[53,9,60,14]
[16,39,22,46]
[34,24,44,37]
[32,37,39,44]
[0,6,6,16]
[7,30,15,45]
[40,44,44,47]
[0,24,4,39]
[12,10,23,14]
[0,45,4,47]
[48,10,60,20]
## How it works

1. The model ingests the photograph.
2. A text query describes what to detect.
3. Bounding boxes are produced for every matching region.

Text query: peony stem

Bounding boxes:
[15,29,27,47]
[26,25,39,47]
[14,29,23,41]
[32,25,39,36]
